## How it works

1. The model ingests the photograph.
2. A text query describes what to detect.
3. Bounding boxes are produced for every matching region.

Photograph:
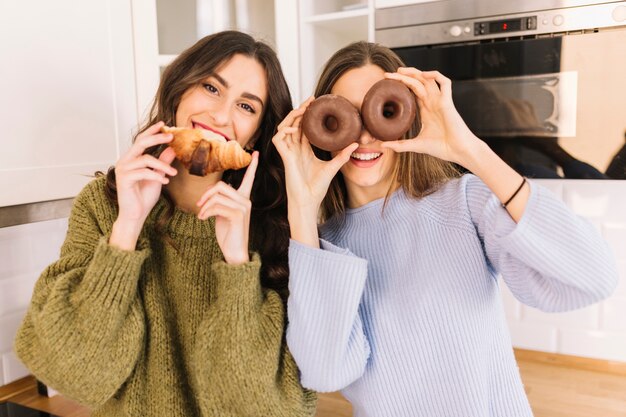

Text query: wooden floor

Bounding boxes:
[2,350,626,417]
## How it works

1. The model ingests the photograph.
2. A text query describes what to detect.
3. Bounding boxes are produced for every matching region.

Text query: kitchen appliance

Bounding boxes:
[0,402,60,417]
[376,0,626,179]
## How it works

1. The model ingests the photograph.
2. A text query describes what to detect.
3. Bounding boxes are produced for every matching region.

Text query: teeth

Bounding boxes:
[193,123,227,142]
[351,152,381,161]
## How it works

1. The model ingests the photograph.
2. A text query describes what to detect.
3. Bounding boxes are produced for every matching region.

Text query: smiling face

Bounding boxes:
[175,53,268,149]
[331,64,399,207]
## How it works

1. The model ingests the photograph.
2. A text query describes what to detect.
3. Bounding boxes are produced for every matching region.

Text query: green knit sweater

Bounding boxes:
[14,176,317,416]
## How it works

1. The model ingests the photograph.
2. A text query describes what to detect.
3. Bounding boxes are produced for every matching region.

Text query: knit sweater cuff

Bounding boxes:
[499,182,617,284]
[288,239,368,303]
[211,253,263,310]
[496,181,582,251]
[78,237,150,308]
[319,238,356,255]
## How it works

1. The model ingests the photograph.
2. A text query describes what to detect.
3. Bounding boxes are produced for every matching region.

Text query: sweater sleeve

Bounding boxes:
[464,175,619,312]
[285,239,370,393]
[192,253,317,417]
[14,180,148,408]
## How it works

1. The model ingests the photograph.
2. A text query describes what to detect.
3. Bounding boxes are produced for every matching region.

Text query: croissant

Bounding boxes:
[160,126,252,176]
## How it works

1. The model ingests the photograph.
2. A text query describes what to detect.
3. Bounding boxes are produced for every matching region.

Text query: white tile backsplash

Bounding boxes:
[559,329,626,362]
[603,223,626,260]
[561,180,626,222]
[0,229,33,280]
[508,322,558,352]
[600,297,626,333]
[0,218,69,385]
[614,261,626,298]
[0,273,38,317]
[533,179,564,200]
[499,283,521,321]
[0,311,26,354]
[29,218,68,272]
[2,351,29,383]
[521,304,600,330]
[565,187,613,218]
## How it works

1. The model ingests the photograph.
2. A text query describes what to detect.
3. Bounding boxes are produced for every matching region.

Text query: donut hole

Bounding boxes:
[383,101,400,119]
[323,115,339,132]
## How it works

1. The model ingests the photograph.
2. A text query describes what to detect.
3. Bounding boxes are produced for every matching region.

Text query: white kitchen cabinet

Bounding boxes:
[374,0,440,9]
[296,0,374,102]
[0,0,138,207]
[289,0,448,102]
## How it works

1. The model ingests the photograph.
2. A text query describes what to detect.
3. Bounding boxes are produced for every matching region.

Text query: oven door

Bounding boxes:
[393,30,626,179]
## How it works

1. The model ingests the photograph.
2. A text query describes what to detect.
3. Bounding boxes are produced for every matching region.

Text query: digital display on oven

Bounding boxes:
[475,16,537,35]
[490,19,521,33]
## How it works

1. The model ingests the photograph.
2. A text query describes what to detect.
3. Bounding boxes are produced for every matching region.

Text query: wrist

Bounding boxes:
[288,202,319,223]
[211,254,262,309]
[288,204,320,248]
[457,138,493,174]
[109,218,145,251]
[224,252,250,265]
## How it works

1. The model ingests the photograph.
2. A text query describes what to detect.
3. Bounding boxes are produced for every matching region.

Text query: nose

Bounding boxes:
[211,103,233,126]
[356,127,376,145]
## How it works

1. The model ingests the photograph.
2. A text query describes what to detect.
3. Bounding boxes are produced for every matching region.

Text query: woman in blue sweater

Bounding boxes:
[273,41,619,417]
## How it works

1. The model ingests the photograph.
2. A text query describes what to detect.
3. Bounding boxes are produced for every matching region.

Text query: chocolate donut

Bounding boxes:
[302,95,361,152]
[361,79,417,141]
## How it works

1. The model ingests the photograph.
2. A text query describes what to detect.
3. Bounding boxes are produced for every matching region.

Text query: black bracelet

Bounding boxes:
[502,177,527,209]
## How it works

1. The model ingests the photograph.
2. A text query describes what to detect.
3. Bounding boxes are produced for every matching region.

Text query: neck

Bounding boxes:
[346,180,401,209]
[166,160,222,215]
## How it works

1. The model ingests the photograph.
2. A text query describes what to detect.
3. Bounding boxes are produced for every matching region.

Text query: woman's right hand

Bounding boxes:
[272,98,358,215]
[273,99,357,248]
[110,121,177,250]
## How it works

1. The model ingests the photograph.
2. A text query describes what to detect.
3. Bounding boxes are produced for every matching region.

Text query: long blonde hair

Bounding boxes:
[313,41,459,222]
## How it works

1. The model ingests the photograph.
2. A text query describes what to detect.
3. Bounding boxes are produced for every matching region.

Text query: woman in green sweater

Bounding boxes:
[14,31,316,416]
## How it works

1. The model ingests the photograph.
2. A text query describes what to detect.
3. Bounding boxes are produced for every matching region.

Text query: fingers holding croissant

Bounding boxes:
[161,126,252,176]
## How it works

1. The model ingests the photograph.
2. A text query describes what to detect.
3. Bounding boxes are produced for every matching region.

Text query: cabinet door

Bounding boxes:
[0,0,137,206]
[375,0,440,9]
[298,0,373,101]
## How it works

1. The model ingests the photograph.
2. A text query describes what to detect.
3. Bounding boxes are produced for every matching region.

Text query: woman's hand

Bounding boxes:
[381,68,484,169]
[272,98,357,248]
[110,121,177,250]
[272,98,358,215]
[384,68,531,221]
[195,152,259,265]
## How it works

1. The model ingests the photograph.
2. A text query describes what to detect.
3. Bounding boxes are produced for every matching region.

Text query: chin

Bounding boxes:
[356,179,384,188]
[344,174,387,189]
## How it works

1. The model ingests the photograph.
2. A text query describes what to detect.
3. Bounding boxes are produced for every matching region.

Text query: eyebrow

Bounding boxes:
[211,73,265,108]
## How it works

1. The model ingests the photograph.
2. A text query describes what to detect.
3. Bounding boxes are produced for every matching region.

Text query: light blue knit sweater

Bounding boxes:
[286,174,618,417]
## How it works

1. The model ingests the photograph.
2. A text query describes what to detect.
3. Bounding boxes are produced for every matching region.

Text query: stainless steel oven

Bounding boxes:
[376,0,626,179]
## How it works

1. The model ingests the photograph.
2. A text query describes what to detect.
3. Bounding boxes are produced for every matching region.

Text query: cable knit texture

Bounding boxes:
[287,174,619,417]
[14,176,316,417]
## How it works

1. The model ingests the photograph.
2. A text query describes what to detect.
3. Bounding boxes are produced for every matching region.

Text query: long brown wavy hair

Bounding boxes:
[313,41,459,222]
[102,31,293,294]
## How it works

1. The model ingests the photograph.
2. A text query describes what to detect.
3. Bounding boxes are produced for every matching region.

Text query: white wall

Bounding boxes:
[1,180,625,385]
[0,218,68,385]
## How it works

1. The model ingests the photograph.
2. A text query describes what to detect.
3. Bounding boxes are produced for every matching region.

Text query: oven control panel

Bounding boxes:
[376,1,626,48]
[474,16,537,35]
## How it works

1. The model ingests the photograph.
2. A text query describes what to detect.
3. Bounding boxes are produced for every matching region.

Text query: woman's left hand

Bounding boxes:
[195,152,259,264]
[381,68,483,168]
